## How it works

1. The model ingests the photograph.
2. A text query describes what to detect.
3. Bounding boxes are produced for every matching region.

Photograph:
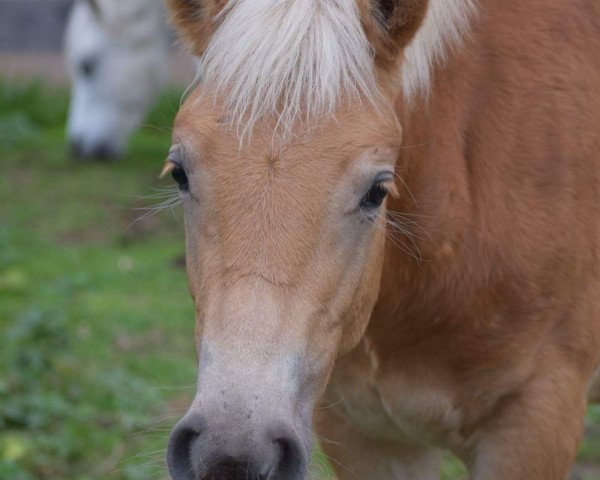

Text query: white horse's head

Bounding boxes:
[65,0,169,159]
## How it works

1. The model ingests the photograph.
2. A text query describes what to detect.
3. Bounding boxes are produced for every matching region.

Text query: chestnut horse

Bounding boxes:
[162,0,600,479]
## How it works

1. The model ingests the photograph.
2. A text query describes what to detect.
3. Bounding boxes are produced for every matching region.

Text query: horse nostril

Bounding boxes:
[168,418,306,480]
[167,423,201,480]
[69,139,118,161]
[272,435,305,479]
[91,142,117,161]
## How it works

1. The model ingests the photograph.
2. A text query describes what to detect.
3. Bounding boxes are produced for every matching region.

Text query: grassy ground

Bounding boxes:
[0,80,195,480]
[0,80,599,480]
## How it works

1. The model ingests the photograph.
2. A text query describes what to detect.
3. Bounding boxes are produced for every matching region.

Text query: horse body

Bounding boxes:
[324,1,600,476]
[162,0,600,478]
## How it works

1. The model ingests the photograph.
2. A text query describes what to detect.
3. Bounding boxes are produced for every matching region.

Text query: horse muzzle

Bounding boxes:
[167,411,307,480]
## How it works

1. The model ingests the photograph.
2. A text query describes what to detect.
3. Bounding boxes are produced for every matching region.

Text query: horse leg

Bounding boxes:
[468,363,588,480]
[314,410,442,480]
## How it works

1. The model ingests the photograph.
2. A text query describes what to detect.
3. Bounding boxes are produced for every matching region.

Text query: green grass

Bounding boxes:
[0,80,195,480]
[1,79,599,480]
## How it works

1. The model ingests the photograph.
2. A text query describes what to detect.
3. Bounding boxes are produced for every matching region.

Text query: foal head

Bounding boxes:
[164,1,429,479]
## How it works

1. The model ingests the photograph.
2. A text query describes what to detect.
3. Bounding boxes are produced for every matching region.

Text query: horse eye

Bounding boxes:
[80,57,97,77]
[360,182,388,208]
[171,164,189,191]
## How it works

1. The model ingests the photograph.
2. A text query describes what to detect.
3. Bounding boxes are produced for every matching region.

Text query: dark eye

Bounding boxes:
[171,164,189,191]
[79,57,98,77]
[360,182,388,208]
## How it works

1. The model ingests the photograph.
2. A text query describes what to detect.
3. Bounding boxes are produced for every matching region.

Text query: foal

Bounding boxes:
[162,0,600,478]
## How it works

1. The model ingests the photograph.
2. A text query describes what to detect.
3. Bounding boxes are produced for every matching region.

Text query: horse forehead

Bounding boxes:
[194,143,336,280]
[174,116,358,176]
[208,145,345,212]
[174,89,400,163]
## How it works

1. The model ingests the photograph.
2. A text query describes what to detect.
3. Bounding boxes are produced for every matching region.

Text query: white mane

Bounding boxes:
[402,0,476,103]
[199,0,475,134]
[200,0,377,135]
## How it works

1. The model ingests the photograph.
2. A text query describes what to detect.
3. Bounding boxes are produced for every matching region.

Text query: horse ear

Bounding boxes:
[82,0,101,16]
[362,0,429,68]
[165,0,227,55]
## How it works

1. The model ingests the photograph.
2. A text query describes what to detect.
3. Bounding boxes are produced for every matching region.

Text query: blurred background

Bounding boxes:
[0,1,599,479]
[0,1,197,479]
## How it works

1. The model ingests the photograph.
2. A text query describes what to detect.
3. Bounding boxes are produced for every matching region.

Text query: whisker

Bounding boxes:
[387,210,434,219]
[145,197,182,209]
[393,172,418,208]
[318,450,356,476]
[315,397,345,410]
[295,425,347,450]
[387,211,433,240]
[149,380,197,391]
[387,219,426,242]
[139,186,180,196]
[314,435,346,449]
[308,455,335,479]
[140,123,172,136]
[365,215,425,266]
[398,140,431,150]
[125,186,181,205]
[387,225,426,261]
[126,192,183,230]
[170,201,184,228]
[131,197,182,216]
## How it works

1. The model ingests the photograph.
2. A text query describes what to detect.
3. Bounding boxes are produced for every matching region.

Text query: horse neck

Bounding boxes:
[368,0,600,357]
[366,12,482,351]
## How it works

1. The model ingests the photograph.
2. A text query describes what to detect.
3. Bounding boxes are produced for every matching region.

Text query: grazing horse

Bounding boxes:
[65,0,169,159]
[162,0,600,479]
